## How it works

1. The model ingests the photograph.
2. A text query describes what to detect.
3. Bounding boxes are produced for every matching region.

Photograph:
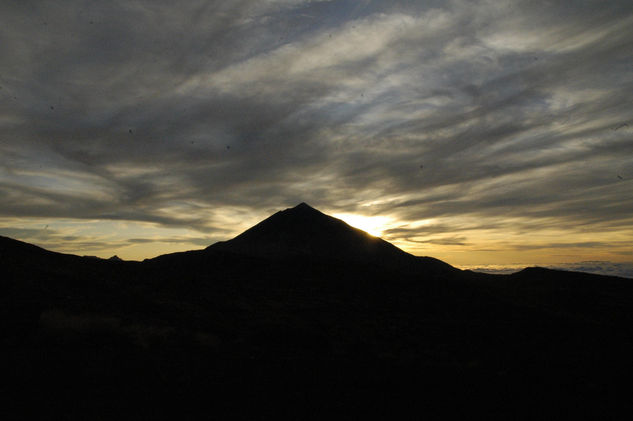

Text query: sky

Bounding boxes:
[1,0,632,277]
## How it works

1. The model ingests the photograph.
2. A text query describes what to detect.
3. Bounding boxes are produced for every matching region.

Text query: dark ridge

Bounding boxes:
[0,235,70,267]
[0,235,103,265]
[513,266,629,281]
[0,235,50,256]
[515,266,555,274]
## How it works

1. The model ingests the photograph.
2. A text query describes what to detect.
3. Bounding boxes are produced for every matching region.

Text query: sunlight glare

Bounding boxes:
[332,213,393,237]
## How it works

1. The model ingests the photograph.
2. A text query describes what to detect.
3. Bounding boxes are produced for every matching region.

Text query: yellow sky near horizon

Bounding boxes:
[1,208,631,271]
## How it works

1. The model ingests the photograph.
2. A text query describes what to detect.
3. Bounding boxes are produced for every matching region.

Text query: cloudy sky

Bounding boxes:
[1,0,632,275]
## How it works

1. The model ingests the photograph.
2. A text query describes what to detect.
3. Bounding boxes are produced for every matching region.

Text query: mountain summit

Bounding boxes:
[208,202,412,265]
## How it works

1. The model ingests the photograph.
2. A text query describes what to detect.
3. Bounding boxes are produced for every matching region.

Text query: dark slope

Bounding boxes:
[0,235,77,270]
[1,234,125,291]
[1,235,52,256]
[2,207,633,418]
[0,234,130,270]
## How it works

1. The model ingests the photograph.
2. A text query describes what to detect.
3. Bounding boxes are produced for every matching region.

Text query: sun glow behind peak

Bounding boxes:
[332,213,394,237]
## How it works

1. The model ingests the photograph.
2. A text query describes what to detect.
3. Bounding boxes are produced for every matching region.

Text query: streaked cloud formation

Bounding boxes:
[1,0,632,270]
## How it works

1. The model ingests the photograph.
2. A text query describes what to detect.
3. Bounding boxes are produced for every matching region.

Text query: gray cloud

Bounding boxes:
[407,236,470,246]
[0,225,128,254]
[1,0,632,262]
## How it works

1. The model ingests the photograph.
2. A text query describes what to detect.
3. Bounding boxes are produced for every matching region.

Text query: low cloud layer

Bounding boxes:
[1,0,632,266]
[467,261,633,279]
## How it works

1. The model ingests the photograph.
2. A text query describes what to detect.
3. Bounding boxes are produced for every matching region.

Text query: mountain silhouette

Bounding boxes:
[2,204,633,418]
[207,202,454,274]
[209,202,405,261]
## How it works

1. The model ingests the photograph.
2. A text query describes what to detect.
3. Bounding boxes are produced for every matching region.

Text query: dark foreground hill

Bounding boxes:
[1,203,632,419]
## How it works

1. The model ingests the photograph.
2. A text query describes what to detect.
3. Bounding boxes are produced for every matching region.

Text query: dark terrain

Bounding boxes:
[1,203,632,419]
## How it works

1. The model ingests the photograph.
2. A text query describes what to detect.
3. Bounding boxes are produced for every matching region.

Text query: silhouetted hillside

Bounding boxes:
[209,202,409,262]
[0,235,65,263]
[2,205,633,419]
[206,202,456,277]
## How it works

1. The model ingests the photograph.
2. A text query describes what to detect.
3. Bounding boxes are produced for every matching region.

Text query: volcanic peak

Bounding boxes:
[208,203,409,263]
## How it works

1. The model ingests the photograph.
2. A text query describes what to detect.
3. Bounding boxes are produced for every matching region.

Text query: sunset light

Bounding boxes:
[332,213,394,238]
[0,0,631,277]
